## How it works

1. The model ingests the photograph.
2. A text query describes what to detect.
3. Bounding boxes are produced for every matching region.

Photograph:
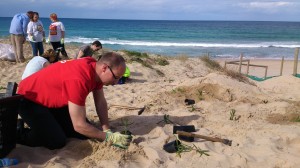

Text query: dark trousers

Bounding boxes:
[18,99,88,149]
[50,42,68,58]
[30,41,44,56]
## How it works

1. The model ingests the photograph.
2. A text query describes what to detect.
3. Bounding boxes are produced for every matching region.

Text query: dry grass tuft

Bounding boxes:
[222,68,253,84]
[200,55,255,85]
[175,55,189,62]
[200,55,221,70]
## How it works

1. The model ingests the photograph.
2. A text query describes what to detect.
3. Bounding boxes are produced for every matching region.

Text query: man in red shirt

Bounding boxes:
[17,52,132,149]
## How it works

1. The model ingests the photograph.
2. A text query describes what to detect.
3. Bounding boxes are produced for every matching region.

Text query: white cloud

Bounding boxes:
[0,0,299,21]
[249,1,292,8]
[235,1,296,15]
[62,0,166,10]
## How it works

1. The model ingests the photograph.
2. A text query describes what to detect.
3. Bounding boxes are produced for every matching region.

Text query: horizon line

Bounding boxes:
[0,16,299,22]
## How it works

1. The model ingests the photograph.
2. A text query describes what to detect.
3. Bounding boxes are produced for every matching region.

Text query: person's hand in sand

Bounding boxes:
[17,52,129,150]
[105,132,132,149]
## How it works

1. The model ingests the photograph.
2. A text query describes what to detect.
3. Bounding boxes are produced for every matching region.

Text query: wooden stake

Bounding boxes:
[280,56,284,76]
[246,60,250,75]
[293,48,299,76]
[238,53,243,73]
[264,66,268,79]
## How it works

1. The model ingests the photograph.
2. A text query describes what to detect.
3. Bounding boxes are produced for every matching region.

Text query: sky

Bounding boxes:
[0,0,299,21]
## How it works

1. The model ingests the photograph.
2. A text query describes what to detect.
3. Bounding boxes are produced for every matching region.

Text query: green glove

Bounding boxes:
[60,38,64,44]
[105,132,132,149]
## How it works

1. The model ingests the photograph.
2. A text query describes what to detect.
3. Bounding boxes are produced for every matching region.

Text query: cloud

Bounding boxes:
[249,1,292,8]
[0,0,299,21]
[235,1,298,15]
[62,0,166,10]
[238,1,293,9]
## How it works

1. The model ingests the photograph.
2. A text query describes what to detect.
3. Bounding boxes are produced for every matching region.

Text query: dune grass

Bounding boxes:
[121,50,166,76]
[200,55,254,85]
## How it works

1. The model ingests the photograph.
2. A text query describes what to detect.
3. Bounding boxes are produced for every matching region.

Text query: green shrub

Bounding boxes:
[123,50,149,58]
[156,57,169,66]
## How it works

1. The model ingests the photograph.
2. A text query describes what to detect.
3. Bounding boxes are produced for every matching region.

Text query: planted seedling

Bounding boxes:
[229,109,240,121]
[197,89,204,100]
[229,109,235,120]
[188,105,196,112]
[157,114,179,125]
[120,118,134,135]
[292,116,300,122]
[174,138,210,158]
[187,104,201,112]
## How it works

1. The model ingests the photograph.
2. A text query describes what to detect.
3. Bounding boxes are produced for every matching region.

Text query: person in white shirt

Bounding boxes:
[22,49,58,80]
[48,13,68,58]
[27,12,45,56]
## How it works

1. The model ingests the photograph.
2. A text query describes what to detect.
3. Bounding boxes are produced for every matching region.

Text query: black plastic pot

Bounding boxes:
[163,140,181,153]
[173,125,196,142]
[184,99,195,105]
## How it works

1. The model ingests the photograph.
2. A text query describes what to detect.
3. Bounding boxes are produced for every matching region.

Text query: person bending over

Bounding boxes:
[21,49,58,80]
[9,11,34,63]
[17,52,132,149]
[75,40,102,59]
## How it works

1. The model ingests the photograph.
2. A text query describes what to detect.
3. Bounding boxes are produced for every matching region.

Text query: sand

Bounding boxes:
[1,40,300,168]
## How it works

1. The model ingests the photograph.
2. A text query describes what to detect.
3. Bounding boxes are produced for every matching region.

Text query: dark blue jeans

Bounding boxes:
[30,41,44,56]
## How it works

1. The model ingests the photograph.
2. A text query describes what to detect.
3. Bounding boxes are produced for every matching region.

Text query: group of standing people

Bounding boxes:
[12,11,104,83]
[9,11,68,63]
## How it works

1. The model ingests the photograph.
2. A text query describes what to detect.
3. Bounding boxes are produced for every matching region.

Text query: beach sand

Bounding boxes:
[1,40,300,168]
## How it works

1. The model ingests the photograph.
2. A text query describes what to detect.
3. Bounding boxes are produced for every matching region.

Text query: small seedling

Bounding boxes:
[293,116,300,122]
[121,118,134,135]
[172,87,185,94]
[191,144,210,157]
[175,138,210,158]
[157,114,176,125]
[197,89,204,100]
[164,78,174,83]
[229,109,239,121]
[187,104,202,112]
[188,105,196,112]
[262,100,268,104]
[229,109,235,120]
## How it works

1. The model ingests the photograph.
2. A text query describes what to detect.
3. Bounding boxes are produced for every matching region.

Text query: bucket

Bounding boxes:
[163,140,181,153]
[0,94,23,158]
[173,125,196,142]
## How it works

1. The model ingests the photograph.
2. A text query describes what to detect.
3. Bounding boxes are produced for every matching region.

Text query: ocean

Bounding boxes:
[1,17,300,59]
